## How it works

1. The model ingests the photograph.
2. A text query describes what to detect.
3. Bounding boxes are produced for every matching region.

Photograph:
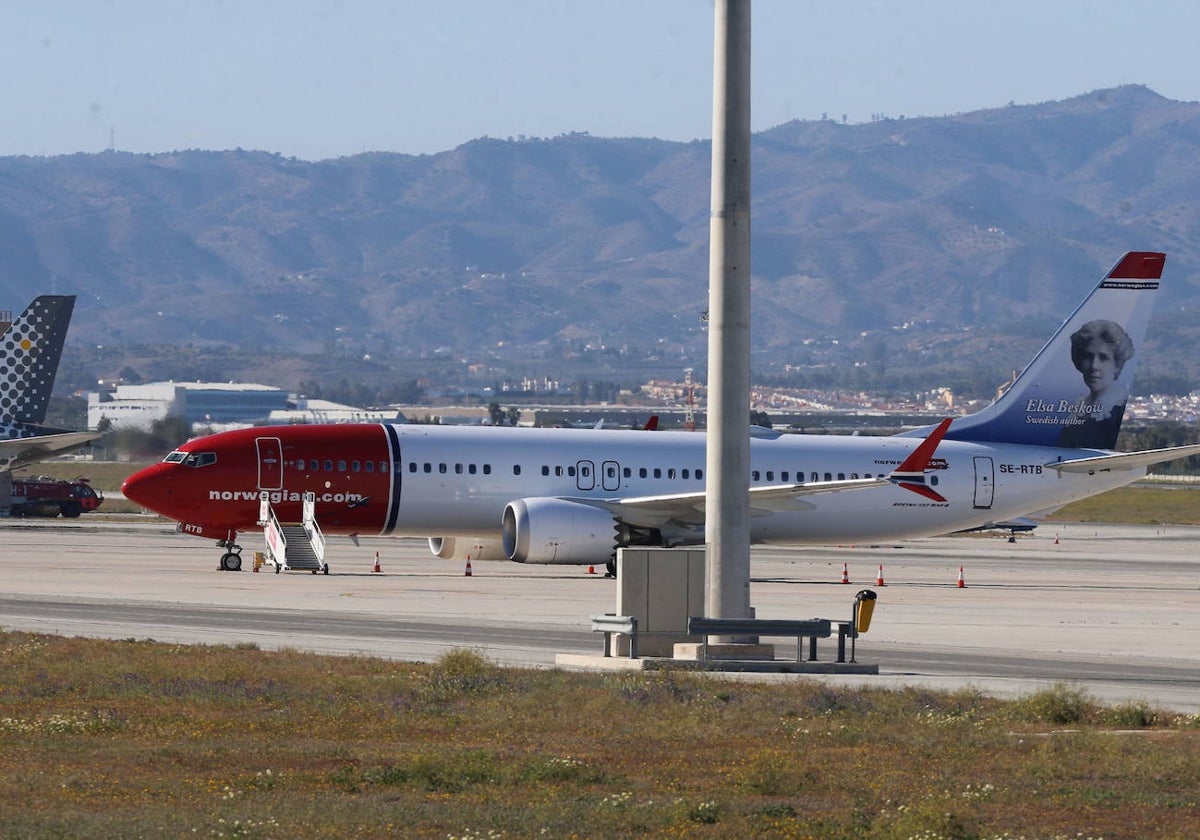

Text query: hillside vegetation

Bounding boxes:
[6,85,1200,392]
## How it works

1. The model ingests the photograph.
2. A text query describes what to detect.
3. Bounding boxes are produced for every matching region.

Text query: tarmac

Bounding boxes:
[1,516,1198,712]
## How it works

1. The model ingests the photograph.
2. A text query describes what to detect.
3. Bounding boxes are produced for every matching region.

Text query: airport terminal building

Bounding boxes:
[87,382,290,431]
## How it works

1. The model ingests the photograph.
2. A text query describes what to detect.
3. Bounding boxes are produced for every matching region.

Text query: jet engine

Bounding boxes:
[428,537,508,562]
[502,497,619,565]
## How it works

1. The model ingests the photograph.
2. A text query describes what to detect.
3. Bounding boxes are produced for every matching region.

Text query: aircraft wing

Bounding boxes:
[594,418,952,527]
[601,476,891,526]
[1044,444,1200,475]
[0,431,100,471]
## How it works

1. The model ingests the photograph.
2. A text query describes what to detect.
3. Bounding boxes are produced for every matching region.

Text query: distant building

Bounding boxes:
[88,382,290,431]
[267,398,404,425]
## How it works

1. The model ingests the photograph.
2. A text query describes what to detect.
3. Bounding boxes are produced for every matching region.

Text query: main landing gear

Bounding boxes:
[216,540,243,572]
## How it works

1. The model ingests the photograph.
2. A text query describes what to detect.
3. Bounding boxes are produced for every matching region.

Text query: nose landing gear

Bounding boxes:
[216,540,243,572]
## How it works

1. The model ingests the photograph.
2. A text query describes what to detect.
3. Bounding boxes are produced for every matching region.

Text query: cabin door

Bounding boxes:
[576,460,595,491]
[601,461,621,491]
[972,456,994,509]
[256,436,284,492]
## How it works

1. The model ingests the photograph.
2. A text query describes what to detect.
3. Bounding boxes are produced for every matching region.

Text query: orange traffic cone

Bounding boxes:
[586,565,596,575]
[840,562,850,584]
[875,564,886,586]
[956,565,966,588]
[464,558,473,577]
[372,551,382,573]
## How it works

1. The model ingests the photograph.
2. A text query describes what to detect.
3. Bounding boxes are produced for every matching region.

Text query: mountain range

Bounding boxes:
[4,84,1200,395]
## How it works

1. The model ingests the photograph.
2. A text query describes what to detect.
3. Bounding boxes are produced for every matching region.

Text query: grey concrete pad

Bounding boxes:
[1,516,1198,712]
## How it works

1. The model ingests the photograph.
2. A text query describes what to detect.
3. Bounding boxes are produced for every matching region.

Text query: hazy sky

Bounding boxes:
[5,1,1199,161]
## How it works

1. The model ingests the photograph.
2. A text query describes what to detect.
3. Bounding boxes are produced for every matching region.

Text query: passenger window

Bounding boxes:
[324,460,334,472]
[838,473,845,481]
[337,460,347,472]
[639,468,648,478]
[766,471,774,481]
[423,463,432,474]
[653,468,662,479]
[366,461,375,473]
[438,463,447,474]
[811,472,819,483]
[408,463,417,473]
[668,468,676,479]
[568,466,576,477]
[695,468,703,480]
[681,469,689,479]
[555,466,564,476]
[351,460,361,472]
[513,465,521,476]
[483,464,491,475]
[824,473,832,482]
[623,467,632,478]
[469,464,477,475]
[541,466,550,476]
[752,470,760,481]
[851,473,859,480]
[455,463,463,474]
[930,475,939,486]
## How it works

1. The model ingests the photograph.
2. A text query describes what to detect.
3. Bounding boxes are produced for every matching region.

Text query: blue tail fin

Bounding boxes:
[935,252,1164,450]
[0,295,76,427]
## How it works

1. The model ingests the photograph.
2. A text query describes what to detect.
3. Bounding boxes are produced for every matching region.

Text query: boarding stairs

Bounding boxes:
[259,491,329,574]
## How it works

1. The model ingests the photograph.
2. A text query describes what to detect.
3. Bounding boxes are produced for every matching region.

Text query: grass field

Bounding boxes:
[1,635,1198,839]
[6,465,1200,836]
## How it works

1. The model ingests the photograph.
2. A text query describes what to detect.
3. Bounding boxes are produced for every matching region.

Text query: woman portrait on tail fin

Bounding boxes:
[1057,319,1133,449]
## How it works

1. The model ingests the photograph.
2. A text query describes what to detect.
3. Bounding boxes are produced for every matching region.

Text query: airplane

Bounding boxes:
[122,251,1200,573]
[0,295,99,472]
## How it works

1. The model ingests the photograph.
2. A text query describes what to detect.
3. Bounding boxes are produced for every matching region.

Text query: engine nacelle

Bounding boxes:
[428,537,508,562]
[502,497,619,565]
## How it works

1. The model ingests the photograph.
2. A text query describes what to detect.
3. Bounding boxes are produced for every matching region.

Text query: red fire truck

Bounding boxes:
[9,476,104,518]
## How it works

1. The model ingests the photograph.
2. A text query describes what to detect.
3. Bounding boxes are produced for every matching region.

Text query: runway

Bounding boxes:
[2,516,1199,712]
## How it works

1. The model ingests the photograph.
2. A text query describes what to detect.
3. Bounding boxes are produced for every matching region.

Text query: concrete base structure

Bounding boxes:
[555,652,879,675]
[673,641,775,661]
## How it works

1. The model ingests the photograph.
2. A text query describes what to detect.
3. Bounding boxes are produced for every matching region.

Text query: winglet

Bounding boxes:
[890,418,952,501]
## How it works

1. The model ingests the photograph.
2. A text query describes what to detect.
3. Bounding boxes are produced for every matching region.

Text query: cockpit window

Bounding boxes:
[164,450,213,465]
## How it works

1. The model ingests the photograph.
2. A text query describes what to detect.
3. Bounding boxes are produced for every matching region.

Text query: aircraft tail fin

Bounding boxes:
[0,295,76,427]
[936,252,1164,450]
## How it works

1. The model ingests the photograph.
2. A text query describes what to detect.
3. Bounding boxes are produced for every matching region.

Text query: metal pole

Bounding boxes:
[704,0,752,625]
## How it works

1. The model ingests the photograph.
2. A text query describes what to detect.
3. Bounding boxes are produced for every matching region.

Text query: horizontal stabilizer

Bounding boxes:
[1045,444,1200,474]
[0,430,100,472]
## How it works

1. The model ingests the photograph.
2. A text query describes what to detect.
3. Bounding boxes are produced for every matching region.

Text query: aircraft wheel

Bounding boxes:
[219,552,242,572]
[322,566,329,575]
[605,560,617,578]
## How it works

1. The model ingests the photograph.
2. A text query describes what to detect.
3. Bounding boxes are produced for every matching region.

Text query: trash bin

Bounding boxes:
[855,589,877,634]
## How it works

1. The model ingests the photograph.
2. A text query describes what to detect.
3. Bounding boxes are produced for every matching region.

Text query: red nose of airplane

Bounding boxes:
[121,462,175,516]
